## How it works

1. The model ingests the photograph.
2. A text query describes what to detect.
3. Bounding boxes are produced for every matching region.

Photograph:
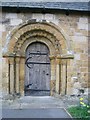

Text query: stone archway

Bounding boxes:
[3,20,74,96]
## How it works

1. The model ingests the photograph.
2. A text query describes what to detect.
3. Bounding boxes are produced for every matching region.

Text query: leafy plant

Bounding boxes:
[68,97,90,119]
[68,106,90,119]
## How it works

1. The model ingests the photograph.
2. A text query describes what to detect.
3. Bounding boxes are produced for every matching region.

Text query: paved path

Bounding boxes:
[3,96,65,109]
[2,108,71,118]
[2,96,72,119]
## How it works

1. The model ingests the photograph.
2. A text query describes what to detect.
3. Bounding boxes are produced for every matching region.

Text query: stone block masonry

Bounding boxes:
[1,10,89,97]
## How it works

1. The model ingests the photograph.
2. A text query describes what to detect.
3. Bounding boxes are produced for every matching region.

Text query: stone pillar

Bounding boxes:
[66,59,73,95]
[7,58,10,94]
[56,57,61,94]
[9,57,15,94]
[2,57,9,95]
[49,56,56,96]
[60,60,67,95]
[15,57,20,94]
[19,57,25,96]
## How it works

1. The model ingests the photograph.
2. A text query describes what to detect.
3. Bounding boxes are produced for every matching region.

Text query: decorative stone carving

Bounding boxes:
[3,21,74,96]
[14,30,61,56]
[3,21,73,56]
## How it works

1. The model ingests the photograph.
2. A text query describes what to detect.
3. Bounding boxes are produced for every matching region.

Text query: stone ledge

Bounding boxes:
[61,54,74,59]
[3,53,25,58]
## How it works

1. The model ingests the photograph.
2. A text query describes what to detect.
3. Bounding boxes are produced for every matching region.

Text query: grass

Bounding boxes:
[68,106,90,120]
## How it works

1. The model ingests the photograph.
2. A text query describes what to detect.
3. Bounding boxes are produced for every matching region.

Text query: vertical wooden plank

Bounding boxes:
[25,42,51,95]
[46,64,50,90]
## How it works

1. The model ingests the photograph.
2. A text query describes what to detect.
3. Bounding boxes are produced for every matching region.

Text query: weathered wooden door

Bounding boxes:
[25,42,51,96]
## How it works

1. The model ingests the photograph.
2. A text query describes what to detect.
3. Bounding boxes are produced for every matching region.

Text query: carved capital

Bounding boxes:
[8,57,14,64]
[61,59,67,65]
[15,57,20,64]
[49,55,56,60]
[56,59,61,64]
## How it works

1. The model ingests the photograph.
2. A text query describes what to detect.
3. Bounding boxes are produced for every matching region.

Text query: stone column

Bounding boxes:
[9,57,15,94]
[56,57,61,94]
[7,58,10,94]
[60,60,67,95]
[66,59,73,95]
[60,55,74,95]
[49,56,56,96]
[15,57,20,94]
[19,57,25,96]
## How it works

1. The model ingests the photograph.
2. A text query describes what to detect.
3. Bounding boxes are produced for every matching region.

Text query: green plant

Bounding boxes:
[68,97,90,119]
[68,106,90,119]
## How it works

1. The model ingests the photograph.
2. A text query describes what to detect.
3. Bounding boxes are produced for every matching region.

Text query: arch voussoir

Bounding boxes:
[5,22,71,56]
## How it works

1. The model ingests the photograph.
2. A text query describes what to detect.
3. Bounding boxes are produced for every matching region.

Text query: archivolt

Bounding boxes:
[14,30,61,56]
[3,20,72,56]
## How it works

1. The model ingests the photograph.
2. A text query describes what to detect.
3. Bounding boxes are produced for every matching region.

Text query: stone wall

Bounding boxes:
[1,11,89,96]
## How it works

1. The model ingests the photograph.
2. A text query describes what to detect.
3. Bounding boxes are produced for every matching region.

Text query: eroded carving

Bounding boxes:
[14,30,61,56]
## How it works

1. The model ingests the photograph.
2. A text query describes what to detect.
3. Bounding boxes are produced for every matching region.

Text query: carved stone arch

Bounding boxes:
[4,20,73,56]
[19,37,57,56]
[14,30,61,56]
[3,20,74,96]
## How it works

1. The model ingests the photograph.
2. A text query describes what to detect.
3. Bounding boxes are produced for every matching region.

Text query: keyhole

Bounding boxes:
[46,73,49,75]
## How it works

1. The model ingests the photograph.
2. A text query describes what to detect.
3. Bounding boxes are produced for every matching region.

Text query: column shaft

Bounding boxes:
[63,64,66,94]
[50,56,56,96]
[9,57,14,94]
[19,57,25,96]
[15,57,20,94]
[56,58,61,94]
[61,60,67,95]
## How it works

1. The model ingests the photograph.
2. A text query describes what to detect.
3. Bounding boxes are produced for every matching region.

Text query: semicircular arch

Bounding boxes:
[3,20,73,57]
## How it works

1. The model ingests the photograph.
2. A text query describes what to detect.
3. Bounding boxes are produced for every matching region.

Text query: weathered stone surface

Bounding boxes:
[72,36,87,42]
[77,23,88,30]
[0,24,6,32]
[6,13,17,19]
[74,54,80,60]
[79,17,88,24]
[1,10,89,97]
[10,19,23,26]
[73,82,81,89]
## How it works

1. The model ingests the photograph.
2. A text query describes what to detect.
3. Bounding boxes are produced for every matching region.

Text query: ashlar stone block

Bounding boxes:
[72,35,87,42]
[10,19,23,26]
[6,13,17,19]
[0,24,6,32]
[74,54,80,60]
[77,22,88,31]
[45,14,54,20]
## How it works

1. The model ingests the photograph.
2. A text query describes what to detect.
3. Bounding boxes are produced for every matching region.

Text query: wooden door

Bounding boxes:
[25,42,51,96]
